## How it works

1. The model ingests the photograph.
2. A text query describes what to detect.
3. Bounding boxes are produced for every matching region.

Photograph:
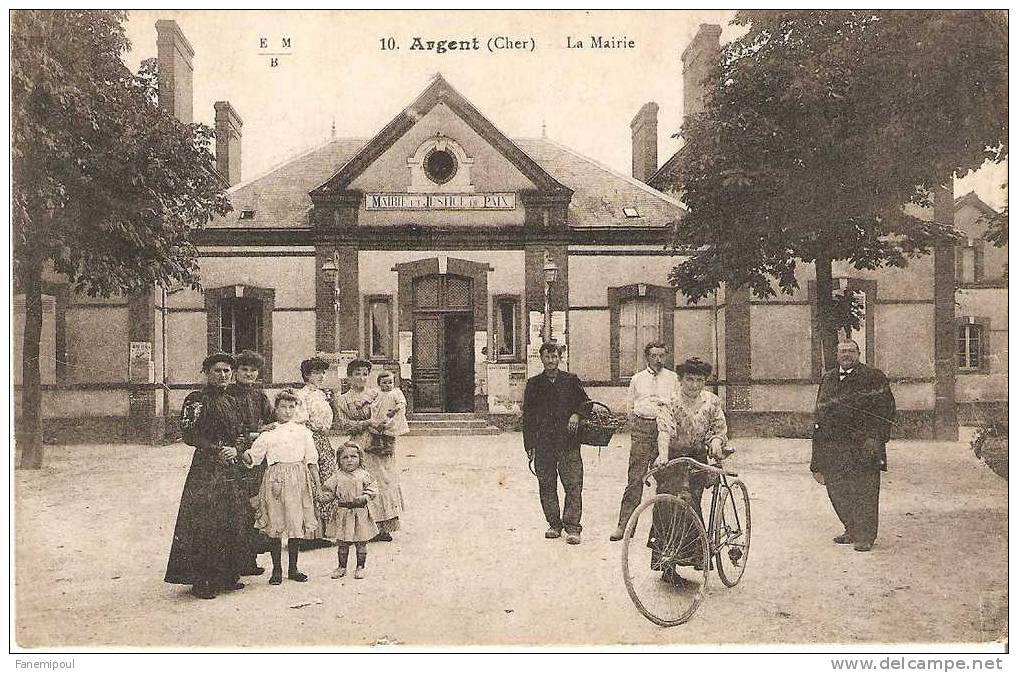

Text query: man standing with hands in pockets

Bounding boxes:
[610,341,677,542]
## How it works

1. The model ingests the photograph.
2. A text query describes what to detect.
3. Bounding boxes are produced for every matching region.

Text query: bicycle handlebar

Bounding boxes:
[643,456,738,484]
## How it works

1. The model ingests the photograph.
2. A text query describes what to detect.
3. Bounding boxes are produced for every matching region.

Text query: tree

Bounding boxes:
[12,11,231,468]
[668,10,1007,370]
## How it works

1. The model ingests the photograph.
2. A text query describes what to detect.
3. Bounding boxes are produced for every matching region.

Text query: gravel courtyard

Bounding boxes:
[14,431,1007,649]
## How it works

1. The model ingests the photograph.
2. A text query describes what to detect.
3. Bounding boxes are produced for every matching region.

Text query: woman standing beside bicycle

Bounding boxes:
[650,357,730,581]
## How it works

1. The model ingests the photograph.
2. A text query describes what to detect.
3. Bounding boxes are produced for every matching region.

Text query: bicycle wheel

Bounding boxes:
[713,479,751,587]
[621,494,710,626]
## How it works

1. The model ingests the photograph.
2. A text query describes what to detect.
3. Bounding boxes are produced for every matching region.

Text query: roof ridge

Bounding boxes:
[226,137,369,195]
[954,190,999,214]
[522,137,686,210]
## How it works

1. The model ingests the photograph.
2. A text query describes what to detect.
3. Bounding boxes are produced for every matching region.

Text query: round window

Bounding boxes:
[424,148,457,185]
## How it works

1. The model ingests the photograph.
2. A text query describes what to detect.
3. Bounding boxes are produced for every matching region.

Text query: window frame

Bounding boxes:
[492,294,523,362]
[955,316,991,374]
[364,294,395,363]
[608,283,676,384]
[955,238,985,286]
[219,297,263,355]
[205,285,275,382]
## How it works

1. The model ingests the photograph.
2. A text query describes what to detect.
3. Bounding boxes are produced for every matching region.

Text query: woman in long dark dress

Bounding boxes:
[226,349,275,575]
[164,353,250,600]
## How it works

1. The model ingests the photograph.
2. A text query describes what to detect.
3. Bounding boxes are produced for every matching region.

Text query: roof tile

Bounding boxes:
[210,137,684,229]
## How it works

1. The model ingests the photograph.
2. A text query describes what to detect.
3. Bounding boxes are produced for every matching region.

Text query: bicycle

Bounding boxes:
[621,456,751,626]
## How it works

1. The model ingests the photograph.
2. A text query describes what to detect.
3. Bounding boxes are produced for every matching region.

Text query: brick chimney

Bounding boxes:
[214,101,243,186]
[155,20,194,123]
[681,24,722,120]
[630,102,659,183]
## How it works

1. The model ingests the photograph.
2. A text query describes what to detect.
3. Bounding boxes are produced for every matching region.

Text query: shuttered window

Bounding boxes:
[619,299,662,378]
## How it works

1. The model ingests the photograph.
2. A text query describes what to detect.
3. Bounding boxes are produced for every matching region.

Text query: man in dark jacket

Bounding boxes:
[811,340,896,552]
[522,342,591,545]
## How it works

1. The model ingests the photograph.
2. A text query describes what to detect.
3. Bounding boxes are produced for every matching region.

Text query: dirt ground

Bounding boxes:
[14,430,1008,649]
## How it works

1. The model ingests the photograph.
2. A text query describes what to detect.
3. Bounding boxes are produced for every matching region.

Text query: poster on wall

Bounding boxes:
[318,350,360,390]
[552,311,568,370]
[487,363,527,415]
[526,311,569,374]
[474,330,489,397]
[527,311,544,376]
[399,331,413,380]
[128,341,154,384]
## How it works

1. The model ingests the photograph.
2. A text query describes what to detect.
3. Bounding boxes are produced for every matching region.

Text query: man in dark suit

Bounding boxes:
[811,339,896,552]
[522,342,591,545]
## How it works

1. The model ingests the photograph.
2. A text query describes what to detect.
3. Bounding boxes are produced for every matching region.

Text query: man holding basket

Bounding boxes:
[522,342,591,545]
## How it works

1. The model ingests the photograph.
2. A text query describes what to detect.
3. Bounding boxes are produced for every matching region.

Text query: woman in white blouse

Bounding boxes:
[293,357,338,546]
[650,357,730,582]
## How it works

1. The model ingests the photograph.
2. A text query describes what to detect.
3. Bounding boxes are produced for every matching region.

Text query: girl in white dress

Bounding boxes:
[319,442,378,579]
[242,390,320,585]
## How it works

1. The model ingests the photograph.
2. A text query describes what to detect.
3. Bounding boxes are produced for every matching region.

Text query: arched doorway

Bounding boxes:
[411,273,475,412]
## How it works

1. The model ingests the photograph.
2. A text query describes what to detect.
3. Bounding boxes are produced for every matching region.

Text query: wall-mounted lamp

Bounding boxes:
[542,250,559,343]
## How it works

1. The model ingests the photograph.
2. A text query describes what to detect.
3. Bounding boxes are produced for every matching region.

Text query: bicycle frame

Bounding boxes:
[644,457,743,558]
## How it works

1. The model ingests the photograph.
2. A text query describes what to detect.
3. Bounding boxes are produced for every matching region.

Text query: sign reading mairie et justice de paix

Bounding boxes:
[365,193,517,210]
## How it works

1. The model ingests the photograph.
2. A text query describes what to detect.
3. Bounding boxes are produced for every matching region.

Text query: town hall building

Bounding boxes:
[14,21,1006,443]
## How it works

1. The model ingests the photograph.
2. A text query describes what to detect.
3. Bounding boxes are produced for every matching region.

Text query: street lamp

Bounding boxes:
[542,250,559,343]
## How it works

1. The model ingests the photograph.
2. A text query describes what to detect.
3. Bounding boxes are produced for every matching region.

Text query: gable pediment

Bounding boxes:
[349,102,535,196]
[310,75,570,201]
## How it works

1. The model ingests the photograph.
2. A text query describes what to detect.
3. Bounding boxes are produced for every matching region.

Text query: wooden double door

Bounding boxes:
[412,274,475,413]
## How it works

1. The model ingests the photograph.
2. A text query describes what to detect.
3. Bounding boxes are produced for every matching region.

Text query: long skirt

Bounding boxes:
[362,451,404,532]
[309,431,338,523]
[251,462,319,539]
[241,463,273,556]
[165,450,248,587]
[648,443,707,569]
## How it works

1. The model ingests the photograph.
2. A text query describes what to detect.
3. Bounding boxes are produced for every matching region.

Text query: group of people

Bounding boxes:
[164,352,408,599]
[521,341,729,554]
[522,337,895,565]
[165,334,895,600]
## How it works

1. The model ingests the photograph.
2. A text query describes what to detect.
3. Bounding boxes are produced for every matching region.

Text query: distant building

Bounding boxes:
[952,191,1008,425]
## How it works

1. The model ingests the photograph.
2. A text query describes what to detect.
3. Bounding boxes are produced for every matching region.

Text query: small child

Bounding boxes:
[242,390,320,585]
[368,371,409,455]
[318,442,378,579]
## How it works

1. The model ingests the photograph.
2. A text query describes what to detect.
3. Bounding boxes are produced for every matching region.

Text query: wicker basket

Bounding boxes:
[577,401,626,447]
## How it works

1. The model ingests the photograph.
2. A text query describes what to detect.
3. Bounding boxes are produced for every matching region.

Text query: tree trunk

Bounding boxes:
[18,255,45,469]
[814,255,839,373]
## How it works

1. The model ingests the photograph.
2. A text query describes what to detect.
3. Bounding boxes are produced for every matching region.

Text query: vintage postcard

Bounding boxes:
[10,9,1008,654]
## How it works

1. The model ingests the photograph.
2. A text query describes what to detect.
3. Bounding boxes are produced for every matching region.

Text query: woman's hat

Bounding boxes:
[202,352,235,372]
[300,356,331,379]
[234,349,265,370]
[676,357,712,377]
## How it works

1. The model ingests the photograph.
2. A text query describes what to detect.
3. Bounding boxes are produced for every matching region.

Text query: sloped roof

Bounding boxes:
[212,138,366,228]
[955,190,998,216]
[647,145,686,192]
[515,138,684,227]
[211,136,684,229]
